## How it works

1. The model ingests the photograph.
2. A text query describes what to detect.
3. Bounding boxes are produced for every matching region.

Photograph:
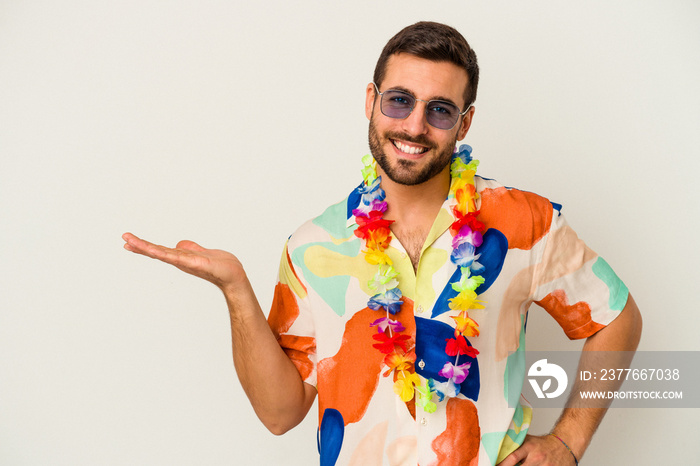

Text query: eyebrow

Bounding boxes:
[387,85,461,109]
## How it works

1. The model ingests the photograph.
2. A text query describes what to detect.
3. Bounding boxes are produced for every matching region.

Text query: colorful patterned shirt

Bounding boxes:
[267,175,628,465]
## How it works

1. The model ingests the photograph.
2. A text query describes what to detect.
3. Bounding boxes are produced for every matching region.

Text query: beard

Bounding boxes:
[368,116,456,186]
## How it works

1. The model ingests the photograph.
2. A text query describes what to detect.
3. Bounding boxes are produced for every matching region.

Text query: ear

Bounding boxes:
[456,105,476,141]
[365,83,377,120]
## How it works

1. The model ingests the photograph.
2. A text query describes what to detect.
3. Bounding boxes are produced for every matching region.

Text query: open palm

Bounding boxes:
[122,232,246,293]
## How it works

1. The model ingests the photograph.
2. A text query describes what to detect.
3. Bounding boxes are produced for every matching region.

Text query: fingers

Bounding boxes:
[497,440,531,466]
[123,234,205,255]
[123,232,161,256]
[496,452,524,466]
[122,232,147,254]
[497,435,571,466]
[122,232,185,264]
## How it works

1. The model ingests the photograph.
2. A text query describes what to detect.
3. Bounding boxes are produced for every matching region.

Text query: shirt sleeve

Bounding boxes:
[267,240,318,386]
[531,208,629,339]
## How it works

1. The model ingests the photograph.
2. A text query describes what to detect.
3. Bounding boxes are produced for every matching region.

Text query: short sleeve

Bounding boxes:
[267,240,318,386]
[531,208,629,339]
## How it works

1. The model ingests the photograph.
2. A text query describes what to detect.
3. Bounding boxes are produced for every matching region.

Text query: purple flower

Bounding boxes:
[451,225,483,249]
[438,361,471,384]
[370,317,405,333]
[352,198,388,218]
[370,200,388,213]
[352,206,370,217]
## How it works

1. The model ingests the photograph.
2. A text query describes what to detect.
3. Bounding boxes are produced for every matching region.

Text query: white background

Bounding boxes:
[1,0,698,464]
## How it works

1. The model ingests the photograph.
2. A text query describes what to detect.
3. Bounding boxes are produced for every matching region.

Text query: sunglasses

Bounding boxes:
[373,83,472,130]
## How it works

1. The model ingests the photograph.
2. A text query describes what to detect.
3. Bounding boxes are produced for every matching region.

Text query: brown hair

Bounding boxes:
[373,21,479,107]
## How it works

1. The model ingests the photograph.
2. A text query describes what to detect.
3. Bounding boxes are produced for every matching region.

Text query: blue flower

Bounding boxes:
[367,288,403,315]
[450,242,480,268]
[452,144,473,165]
[433,379,459,399]
[470,260,485,275]
[358,176,385,206]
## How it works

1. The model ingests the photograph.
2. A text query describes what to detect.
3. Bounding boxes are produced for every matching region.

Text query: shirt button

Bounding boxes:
[418,359,425,369]
[420,417,427,426]
[417,305,424,313]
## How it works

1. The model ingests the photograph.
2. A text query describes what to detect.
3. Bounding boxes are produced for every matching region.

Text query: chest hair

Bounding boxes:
[393,228,428,272]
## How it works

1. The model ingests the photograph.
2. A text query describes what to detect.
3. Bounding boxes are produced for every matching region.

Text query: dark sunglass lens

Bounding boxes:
[381,90,414,119]
[426,101,458,129]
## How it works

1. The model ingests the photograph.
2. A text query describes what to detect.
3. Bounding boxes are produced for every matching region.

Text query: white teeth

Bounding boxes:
[393,140,427,155]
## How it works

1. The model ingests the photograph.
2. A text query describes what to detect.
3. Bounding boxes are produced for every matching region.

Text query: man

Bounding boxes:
[123,21,641,465]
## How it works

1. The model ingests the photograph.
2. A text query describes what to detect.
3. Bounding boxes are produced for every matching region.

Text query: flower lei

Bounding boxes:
[352,145,486,412]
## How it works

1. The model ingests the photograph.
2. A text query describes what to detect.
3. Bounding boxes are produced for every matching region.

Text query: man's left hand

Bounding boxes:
[497,434,576,466]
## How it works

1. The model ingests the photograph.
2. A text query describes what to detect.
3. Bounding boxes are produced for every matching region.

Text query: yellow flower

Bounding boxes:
[449,290,485,311]
[393,370,421,402]
[454,183,478,213]
[450,177,468,196]
[364,248,392,265]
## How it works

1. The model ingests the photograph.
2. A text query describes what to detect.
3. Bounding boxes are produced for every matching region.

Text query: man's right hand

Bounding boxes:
[122,232,245,295]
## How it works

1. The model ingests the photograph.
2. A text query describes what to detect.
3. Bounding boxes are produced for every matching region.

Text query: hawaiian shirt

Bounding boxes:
[267,175,628,466]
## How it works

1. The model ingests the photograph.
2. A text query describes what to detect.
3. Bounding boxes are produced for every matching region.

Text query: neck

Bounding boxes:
[377,165,451,225]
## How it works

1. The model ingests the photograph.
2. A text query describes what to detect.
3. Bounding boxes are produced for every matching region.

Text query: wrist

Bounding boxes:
[219,269,252,302]
[551,412,595,461]
[221,274,262,319]
[548,432,579,465]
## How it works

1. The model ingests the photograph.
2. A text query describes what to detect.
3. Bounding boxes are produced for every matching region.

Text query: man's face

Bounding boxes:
[365,53,474,186]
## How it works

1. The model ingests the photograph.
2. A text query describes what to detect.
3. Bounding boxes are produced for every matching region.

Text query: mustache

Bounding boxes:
[384,131,436,150]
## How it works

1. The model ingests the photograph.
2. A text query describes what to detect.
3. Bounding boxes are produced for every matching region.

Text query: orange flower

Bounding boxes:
[455,183,478,213]
[383,351,416,377]
[366,227,392,251]
[451,313,480,337]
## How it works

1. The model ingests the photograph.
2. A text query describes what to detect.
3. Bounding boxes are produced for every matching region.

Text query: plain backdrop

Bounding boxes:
[1,1,698,464]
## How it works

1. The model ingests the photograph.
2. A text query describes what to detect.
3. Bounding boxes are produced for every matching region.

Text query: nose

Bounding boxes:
[401,100,430,136]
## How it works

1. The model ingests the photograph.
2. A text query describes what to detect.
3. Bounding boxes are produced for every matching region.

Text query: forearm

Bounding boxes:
[550,295,643,459]
[121,233,314,434]
[223,276,315,435]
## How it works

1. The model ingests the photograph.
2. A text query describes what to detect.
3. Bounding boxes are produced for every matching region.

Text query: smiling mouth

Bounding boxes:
[392,139,429,155]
